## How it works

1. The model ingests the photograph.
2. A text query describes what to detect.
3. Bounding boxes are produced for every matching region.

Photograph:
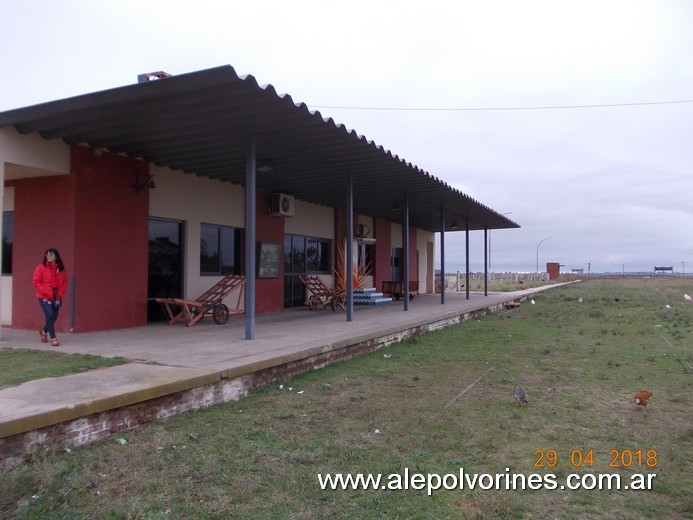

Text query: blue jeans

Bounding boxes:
[38,299,60,339]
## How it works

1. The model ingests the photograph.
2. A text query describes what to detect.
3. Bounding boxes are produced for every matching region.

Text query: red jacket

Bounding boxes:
[33,262,68,301]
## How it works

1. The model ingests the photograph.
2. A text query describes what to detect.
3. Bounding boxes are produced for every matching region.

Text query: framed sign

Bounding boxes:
[257,242,281,278]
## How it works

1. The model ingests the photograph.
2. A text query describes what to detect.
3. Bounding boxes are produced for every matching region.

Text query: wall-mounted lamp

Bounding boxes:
[450,222,459,230]
[257,159,274,172]
[390,202,401,211]
[132,174,156,195]
[354,223,371,238]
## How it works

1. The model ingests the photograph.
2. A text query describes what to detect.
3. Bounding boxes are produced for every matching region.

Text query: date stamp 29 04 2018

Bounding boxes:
[534,449,658,469]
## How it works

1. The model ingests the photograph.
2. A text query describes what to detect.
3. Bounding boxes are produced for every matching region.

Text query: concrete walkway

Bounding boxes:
[0,286,561,440]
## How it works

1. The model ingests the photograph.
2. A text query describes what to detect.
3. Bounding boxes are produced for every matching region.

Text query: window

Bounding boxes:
[2,212,13,275]
[200,224,241,275]
[284,234,331,275]
[284,234,331,308]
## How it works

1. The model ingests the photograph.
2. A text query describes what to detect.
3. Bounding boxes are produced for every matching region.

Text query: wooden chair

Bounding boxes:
[298,275,345,311]
[152,274,245,327]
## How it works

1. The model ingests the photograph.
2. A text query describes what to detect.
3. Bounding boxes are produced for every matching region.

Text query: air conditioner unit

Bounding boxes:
[270,193,295,217]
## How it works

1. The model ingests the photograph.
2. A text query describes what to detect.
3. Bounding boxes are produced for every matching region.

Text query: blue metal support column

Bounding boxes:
[402,193,410,311]
[465,220,470,300]
[345,170,354,321]
[244,137,256,340]
[484,227,488,296]
[440,206,445,305]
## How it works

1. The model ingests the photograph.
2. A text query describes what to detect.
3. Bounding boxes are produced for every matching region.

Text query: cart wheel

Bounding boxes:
[212,304,230,324]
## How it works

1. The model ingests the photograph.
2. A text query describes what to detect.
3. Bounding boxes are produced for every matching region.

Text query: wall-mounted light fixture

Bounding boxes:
[132,174,156,195]
[354,223,371,238]
[450,222,459,230]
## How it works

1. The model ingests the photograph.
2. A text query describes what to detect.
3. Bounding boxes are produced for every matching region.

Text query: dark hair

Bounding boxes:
[43,248,65,272]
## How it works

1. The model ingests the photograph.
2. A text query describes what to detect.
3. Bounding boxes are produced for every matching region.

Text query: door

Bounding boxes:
[148,218,183,322]
[284,235,306,308]
[391,247,403,281]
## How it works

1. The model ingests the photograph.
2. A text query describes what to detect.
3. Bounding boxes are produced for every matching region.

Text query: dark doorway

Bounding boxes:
[148,218,183,322]
[391,247,403,281]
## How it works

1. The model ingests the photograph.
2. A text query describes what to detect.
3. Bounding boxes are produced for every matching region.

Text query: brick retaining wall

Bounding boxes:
[0,301,511,468]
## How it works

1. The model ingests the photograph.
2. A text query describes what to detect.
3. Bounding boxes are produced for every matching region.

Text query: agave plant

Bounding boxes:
[334,239,372,299]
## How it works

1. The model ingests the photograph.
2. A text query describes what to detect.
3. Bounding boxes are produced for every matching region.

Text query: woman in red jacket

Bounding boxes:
[33,248,68,347]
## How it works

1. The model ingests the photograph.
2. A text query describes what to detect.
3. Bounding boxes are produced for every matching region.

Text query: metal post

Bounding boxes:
[484,227,488,296]
[345,170,354,321]
[70,277,76,331]
[536,237,551,275]
[402,194,409,311]
[440,206,445,304]
[465,221,470,300]
[244,137,256,340]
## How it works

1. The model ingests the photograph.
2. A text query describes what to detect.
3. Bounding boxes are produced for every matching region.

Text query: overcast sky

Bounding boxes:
[2,0,691,273]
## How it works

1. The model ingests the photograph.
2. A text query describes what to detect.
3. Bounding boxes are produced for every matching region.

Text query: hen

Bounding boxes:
[634,390,653,407]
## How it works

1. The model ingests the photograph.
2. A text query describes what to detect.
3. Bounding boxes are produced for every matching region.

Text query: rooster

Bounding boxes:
[634,390,653,407]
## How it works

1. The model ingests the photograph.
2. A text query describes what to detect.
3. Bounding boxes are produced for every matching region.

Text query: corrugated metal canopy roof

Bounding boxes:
[0,65,519,233]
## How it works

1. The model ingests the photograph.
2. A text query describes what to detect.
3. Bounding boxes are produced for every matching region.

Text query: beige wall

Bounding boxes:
[149,165,245,303]
[284,199,333,239]
[286,199,336,289]
[417,229,435,293]
[1,187,14,324]
[0,128,70,327]
[0,127,70,177]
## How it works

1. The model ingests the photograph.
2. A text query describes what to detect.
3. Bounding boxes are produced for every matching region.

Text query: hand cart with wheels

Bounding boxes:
[152,274,245,326]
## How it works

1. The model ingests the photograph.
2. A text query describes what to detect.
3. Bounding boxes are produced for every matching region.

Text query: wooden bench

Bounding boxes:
[382,280,419,301]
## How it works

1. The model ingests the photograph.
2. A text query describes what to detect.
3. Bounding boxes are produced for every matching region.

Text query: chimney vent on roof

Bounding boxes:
[137,71,172,83]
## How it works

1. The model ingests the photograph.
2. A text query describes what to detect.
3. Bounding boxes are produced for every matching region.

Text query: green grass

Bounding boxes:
[1,278,691,519]
[0,349,127,390]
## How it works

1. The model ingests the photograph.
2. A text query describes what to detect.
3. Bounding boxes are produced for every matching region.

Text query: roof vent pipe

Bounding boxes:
[137,71,172,83]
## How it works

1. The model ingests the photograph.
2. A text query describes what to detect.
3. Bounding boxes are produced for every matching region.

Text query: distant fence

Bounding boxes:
[435,271,550,292]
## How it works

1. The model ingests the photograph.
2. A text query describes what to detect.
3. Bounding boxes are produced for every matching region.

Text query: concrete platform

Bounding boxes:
[0,286,565,456]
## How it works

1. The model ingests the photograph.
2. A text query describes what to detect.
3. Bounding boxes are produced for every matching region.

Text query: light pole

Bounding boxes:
[536,237,551,274]
[489,212,512,272]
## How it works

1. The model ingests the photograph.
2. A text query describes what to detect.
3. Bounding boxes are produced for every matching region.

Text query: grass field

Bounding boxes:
[0,349,127,390]
[1,277,691,519]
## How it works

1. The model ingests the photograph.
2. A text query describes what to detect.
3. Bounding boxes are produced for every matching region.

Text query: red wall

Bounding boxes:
[71,147,149,330]
[254,190,285,314]
[11,175,76,332]
[408,226,418,281]
[373,217,392,290]
[9,146,149,332]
